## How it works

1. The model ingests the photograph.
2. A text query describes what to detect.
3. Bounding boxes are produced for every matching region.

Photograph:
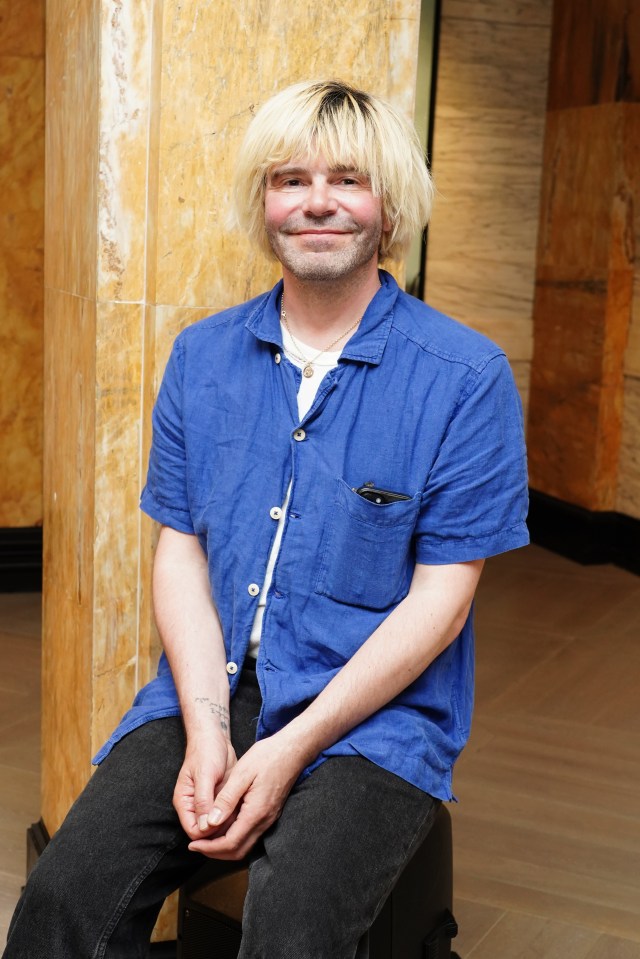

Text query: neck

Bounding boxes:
[280,264,382,349]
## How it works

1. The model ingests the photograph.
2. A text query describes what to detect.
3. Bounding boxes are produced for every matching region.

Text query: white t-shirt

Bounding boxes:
[247,326,342,658]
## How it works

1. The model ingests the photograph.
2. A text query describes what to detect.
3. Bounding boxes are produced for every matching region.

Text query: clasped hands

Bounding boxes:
[173,730,308,860]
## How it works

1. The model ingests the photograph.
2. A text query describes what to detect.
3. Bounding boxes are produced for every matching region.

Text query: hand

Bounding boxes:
[173,734,237,841]
[187,732,308,860]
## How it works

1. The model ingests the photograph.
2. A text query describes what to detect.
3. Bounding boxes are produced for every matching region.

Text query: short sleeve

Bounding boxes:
[415,353,529,564]
[140,336,195,534]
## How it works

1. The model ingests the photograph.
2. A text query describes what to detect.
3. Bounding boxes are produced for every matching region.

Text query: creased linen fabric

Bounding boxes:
[94,271,529,800]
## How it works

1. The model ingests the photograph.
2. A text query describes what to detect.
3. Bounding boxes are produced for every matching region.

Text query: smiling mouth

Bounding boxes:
[291,229,350,237]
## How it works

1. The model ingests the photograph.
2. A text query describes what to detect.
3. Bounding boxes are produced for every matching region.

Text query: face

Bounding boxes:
[264,155,390,283]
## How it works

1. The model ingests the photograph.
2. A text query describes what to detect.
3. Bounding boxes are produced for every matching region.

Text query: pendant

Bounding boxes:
[303,364,314,378]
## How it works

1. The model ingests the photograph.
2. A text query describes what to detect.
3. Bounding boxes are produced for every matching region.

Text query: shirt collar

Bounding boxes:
[245,270,400,367]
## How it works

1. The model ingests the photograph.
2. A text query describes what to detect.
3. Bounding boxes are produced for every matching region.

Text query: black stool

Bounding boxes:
[178,803,460,959]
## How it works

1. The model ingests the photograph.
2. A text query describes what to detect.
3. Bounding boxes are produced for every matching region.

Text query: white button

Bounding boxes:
[274,353,281,364]
[226,661,238,675]
[270,506,283,520]
[293,428,306,441]
[248,583,260,596]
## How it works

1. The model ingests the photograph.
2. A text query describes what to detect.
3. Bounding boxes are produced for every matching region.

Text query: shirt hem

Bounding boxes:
[307,743,456,802]
[92,707,183,765]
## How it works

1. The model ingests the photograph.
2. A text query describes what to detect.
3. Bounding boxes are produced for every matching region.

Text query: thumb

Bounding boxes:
[192,764,218,832]
[207,764,253,828]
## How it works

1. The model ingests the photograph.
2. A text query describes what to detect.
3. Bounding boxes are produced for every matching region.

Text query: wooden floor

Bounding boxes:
[1,545,639,956]
[0,593,41,949]
[453,546,640,958]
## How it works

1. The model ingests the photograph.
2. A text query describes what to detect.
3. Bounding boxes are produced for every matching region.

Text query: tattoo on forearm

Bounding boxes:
[194,697,230,731]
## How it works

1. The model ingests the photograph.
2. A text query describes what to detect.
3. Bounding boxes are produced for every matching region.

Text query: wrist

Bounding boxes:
[184,696,231,741]
[273,720,321,770]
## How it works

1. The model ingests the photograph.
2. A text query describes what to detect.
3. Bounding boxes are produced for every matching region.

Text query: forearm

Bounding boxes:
[153,525,231,743]
[193,559,485,858]
[277,559,484,768]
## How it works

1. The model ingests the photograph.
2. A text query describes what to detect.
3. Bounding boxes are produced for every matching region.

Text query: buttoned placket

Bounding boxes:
[253,351,343,733]
[232,350,352,697]
[236,349,294,676]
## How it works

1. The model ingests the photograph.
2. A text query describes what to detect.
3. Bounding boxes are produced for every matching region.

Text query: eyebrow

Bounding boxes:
[268,163,365,179]
[268,166,308,179]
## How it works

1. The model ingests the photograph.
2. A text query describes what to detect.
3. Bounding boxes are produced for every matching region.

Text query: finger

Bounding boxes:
[188,820,265,861]
[190,804,276,859]
[206,765,254,828]
[192,765,225,833]
[174,798,199,838]
[194,795,277,859]
[173,773,200,838]
[179,766,221,835]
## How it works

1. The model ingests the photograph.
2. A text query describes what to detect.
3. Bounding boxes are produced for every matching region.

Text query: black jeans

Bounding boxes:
[4,669,439,959]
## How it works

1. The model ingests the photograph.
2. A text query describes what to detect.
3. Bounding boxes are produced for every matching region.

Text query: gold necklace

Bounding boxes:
[280,301,362,378]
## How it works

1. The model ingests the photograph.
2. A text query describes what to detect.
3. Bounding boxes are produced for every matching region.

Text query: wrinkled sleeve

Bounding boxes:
[415,353,529,564]
[140,336,195,534]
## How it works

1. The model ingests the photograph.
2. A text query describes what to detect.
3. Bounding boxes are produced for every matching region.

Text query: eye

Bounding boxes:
[268,171,305,190]
[335,173,369,188]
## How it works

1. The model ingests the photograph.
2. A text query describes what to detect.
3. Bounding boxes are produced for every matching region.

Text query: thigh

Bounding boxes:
[4,717,198,959]
[239,756,439,959]
[5,677,263,959]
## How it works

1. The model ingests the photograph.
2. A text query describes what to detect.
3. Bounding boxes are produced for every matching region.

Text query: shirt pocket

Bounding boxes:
[314,478,420,610]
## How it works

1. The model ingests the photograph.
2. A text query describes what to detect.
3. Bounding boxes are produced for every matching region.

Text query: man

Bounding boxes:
[4,80,528,958]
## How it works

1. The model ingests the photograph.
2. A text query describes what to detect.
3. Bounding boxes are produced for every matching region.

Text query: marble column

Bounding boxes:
[425,0,553,417]
[0,2,45,527]
[43,0,422,940]
[527,0,640,515]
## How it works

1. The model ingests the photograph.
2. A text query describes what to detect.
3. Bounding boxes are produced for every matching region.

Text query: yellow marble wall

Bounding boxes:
[526,1,640,520]
[424,0,553,414]
[43,0,422,939]
[528,103,637,512]
[0,0,45,526]
[618,111,640,518]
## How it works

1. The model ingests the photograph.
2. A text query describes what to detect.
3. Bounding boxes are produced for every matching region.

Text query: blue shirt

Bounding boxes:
[94,271,529,799]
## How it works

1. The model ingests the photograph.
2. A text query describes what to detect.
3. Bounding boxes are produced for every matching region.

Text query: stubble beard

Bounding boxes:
[266,219,383,283]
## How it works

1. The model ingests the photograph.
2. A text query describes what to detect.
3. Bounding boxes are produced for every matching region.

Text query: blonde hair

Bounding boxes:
[232,80,434,262]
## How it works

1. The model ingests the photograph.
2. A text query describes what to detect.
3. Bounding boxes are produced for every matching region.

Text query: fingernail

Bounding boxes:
[209,808,222,825]
[198,815,209,831]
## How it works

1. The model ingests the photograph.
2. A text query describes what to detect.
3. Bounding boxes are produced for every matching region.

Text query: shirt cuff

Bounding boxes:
[140,487,195,534]
[414,521,530,565]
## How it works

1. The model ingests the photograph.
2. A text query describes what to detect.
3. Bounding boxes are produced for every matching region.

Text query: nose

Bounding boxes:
[302,177,338,217]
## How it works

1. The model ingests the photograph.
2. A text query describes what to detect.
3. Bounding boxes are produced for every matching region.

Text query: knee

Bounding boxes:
[17,846,79,923]
[240,859,361,959]
[3,851,80,958]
